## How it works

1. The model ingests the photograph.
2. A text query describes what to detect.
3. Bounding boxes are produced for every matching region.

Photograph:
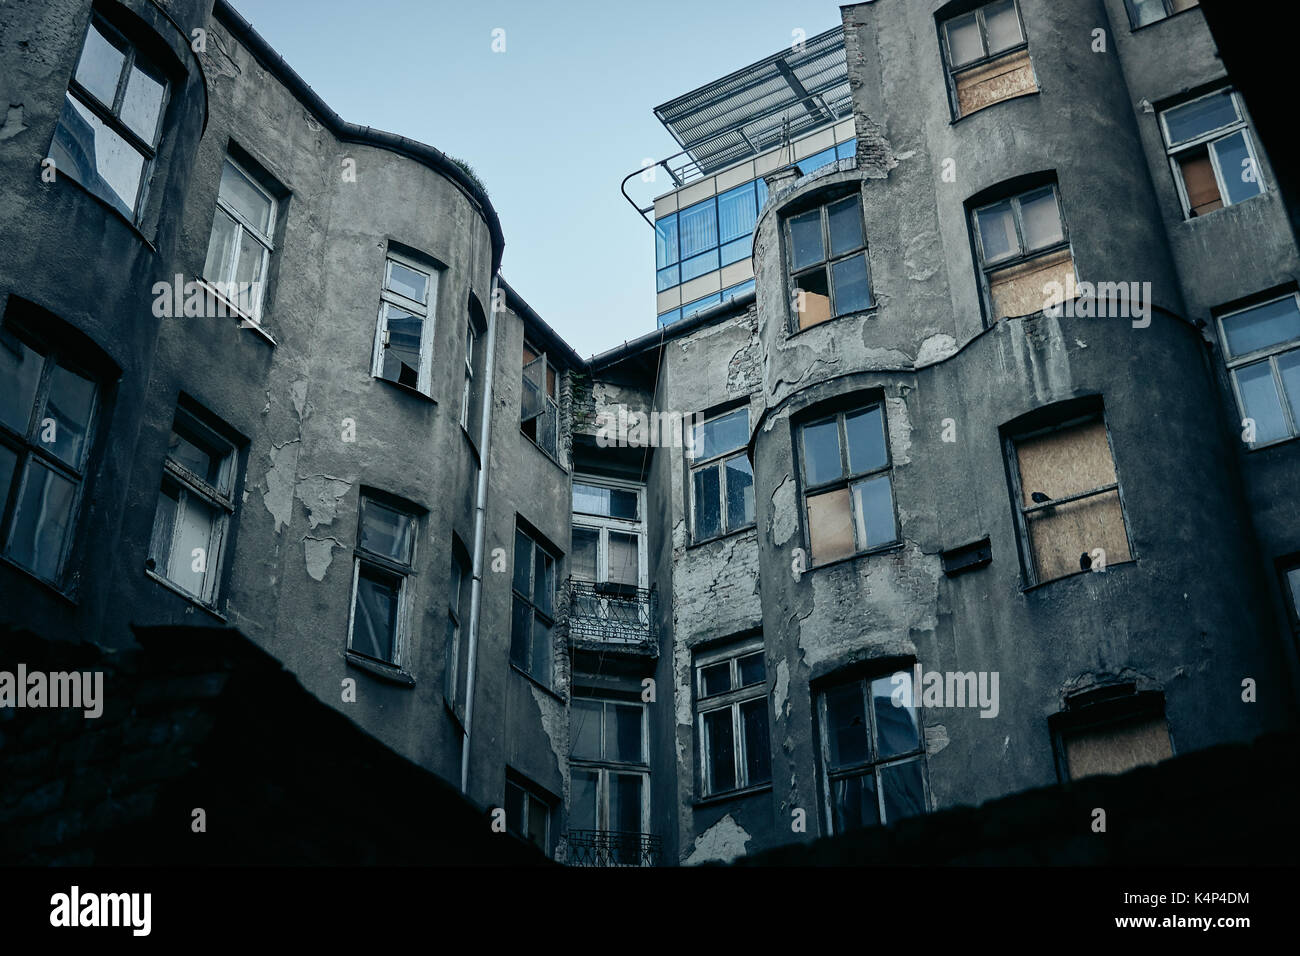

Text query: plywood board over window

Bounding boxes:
[956,48,1037,117]
[989,248,1076,322]
[1062,715,1172,779]
[1014,417,1132,583]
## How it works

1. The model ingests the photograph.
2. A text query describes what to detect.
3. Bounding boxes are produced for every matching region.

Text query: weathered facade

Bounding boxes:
[1,0,1297,866]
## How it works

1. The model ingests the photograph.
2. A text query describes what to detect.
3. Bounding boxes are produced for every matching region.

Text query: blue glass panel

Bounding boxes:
[756,177,769,211]
[682,293,720,320]
[679,198,718,258]
[656,264,680,292]
[681,249,719,282]
[722,279,755,301]
[720,236,751,267]
[836,138,857,160]
[655,213,679,269]
[717,182,757,243]
[802,146,839,173]
[657,308,681,327]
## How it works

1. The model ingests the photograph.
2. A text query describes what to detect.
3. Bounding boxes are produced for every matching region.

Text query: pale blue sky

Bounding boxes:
[226,0,842,357]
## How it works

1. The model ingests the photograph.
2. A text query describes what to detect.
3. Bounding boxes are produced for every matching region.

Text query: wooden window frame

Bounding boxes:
[346,493,419,669]
[970,182,1073,325]
[1216,292,1300,449]
[1160,88,1263,220]
[784,193,873,333]
[687,406,754,543]
[510,525,558,687]
[569,696,651,836]
[940,0,1032,120]
[694,637,771,798]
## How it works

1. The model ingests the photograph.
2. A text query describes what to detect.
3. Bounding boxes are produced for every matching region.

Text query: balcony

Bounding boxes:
[566,579,657,654]
[567,829,663,867]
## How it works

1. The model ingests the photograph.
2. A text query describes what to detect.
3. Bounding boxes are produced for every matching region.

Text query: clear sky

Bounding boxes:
[226,0,843,358]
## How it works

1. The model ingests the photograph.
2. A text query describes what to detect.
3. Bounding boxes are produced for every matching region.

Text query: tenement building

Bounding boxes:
[1,0,1297,866]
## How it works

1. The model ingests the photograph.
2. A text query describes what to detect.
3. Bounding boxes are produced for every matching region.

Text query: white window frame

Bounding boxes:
[569,698,651,836]
[571,476,647,589]
[687,407,753,542]
[346,494,418,669]
[521,341,560,459]
[146,408,236,607]
[1160,88,1264,220]
[461,319,476,428]
[371,250,438,396]
[695,637,770,797]
[203,156,277,324]
[1216,292,1300,449]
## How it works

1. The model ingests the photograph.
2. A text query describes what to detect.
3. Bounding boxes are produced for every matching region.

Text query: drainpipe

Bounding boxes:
[460,275,500,794]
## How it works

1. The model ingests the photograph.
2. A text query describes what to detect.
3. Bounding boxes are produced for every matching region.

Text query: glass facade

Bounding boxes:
[655,138,856,327]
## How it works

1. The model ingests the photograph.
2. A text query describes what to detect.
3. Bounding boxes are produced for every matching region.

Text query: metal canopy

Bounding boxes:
[653,26,850,177]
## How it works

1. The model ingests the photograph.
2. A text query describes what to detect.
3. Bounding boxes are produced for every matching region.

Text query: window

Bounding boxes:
[817,666,929,832]
[971,183,1075,323]
[1280,560,1300,636]
[570,480,648,644]
[49,14,167,221]
[786,192,872,331]
[372,252,438,395]
[688,407,753,541]
[798,402,898,567]
[1007,411,1132,586]
[510,526,556,685]
[1125,0,1199,29]
[570,697,650,853]
[444,545,471,720]
[1217,293,1300,447]
[462,320,476,428]
[504,775,554,856]
[202,155,277,323]
[0,328,99,586]
[940,0,1035,118]
[145,406,237,605]
[521,342,559,458]
[1160,88,1263,219]
[347,494,418,668]
[655,176,776,295]
[695,638,771,797]
[1051,689,1172,781]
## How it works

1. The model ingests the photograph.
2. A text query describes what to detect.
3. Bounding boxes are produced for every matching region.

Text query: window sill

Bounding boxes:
[345,650,416,686]
[1180,189,1267,223]
[373,376,437,405]
[1020,558,1137,594]
[193,279,277,346]
[786,305,878,340]
[510,662,565,703]
[803,541,906,576]
[0,556,78,606]
[693,782,772,809]
[687,524,757,551]
[144,568,226,622]
[949,87,1041,126]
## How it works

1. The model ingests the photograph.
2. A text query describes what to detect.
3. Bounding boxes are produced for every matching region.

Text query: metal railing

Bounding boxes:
[567,829,663,867]
[567,579,657,650]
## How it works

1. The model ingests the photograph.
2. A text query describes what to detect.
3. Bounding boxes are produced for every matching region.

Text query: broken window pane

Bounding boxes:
[724,455,754,530]
[51,93,146,219]
[1221,297,1300,358]
[851,474,896,550]
[802,418,842,487]
[352,567,398,662]
[380,304,423,389]
[832,772,879,832]
[701,660,731,697]
[1177,148,1223,216]
[844,406,887,475]
[827,196,864,257]
[693,464,721,540]
[572,699,602,760]
[1016,418,1116,504]
[1018,188,1064,250]
[807,487,855,565]
[872,672,920,759]
[880,758,927,822]
[789,209,824,270]
[1235,362,1289,444]
[977,200,1019,264]
[1026,489,1132,581]
[831,254,872,316]
[988,248,1076,321]
[704,708,736,792]
[741,697,771,786]
[0,336,42,435]
[824,681,869,769]
[794,267,832,330]
[608,704,643,763]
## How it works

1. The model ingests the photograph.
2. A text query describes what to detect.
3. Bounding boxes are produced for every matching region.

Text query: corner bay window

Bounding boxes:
[688,407,754,541]
[817,667,929,832]
[1160,89,1263,219]
[510,526,557,685]
[798,402,898,567]
[50,14,168,220]
[972,183,1074,323]
[786,192,872,331]
[941,0,1035,118]
[348,494,418,667]
[696,640,771,797]
[372,252,438,395]
[1218,293,1300,447]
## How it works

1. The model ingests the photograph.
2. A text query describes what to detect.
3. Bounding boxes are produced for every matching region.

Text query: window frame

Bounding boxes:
[57,13,170,221]
[940,0,1031,119]
[509,525,558,687]
[694,637,772,799]
[687,406,755,543]
[570,476,647,590]
[461,318,477,429]
[521,341,561,460]
[371,250,439,397]
[815,664,931,834]
[1159,88,1263,220]
[1278,557,1300,638]
[1124,0,1199,29]
[796,401,900,567]
[203,155,277,324]
[969,182,1073,324]
[569,696,651,836]
[784,192,874,333]
[444,544,471,719]
[1216,292,1300,449]
[0,330,101,589]
[145,406,238,607]
[504,775,555,856]
[1049,688,1171,783]
[1004,410,1135,588]
[346,493,419,669]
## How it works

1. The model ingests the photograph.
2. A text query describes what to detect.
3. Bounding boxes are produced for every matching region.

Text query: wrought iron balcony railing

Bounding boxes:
[567,578,657,650]
[567,829,663,867]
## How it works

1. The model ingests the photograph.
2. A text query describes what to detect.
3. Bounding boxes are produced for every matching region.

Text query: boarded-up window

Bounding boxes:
[941,1,1036,118]
[1061,715,1172,779]
[973,184,1073,323]
[1177,150,1223,216]
[1160,88,1263,220]
[1012,415,1132,584]
[955,48,1037,117]
[989,248,1077,322]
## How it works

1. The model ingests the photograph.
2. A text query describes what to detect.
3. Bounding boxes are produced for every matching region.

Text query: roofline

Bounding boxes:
[497,276,585,370]
[212,0,505,275]
[588,291,756,371]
